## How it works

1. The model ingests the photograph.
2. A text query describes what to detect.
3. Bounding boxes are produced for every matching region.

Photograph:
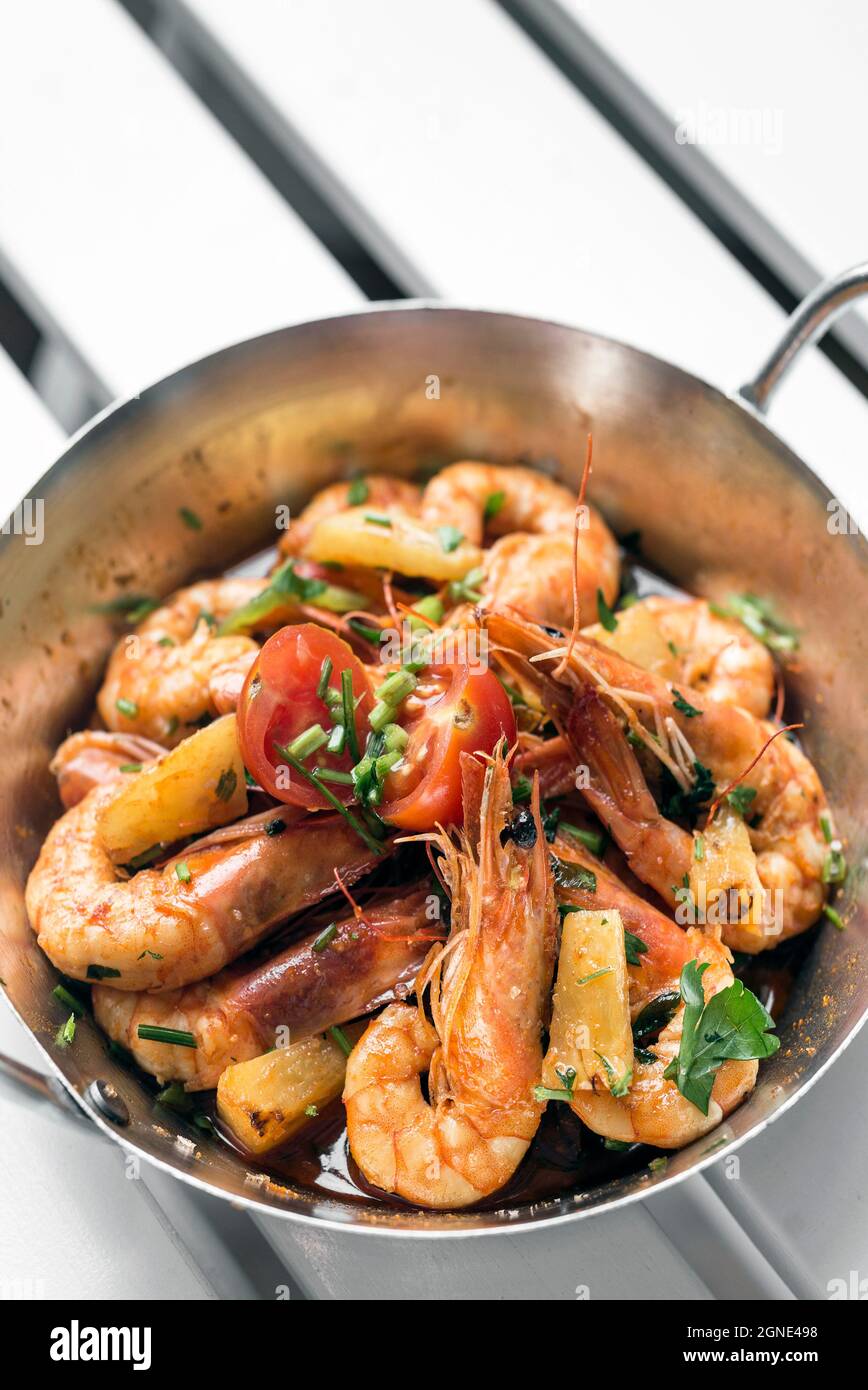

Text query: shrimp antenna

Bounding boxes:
[705,723,803,826]
[554,432,593,680]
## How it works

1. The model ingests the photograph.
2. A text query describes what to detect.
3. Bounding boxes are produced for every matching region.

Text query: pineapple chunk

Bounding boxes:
[307,506,483,581]
[217,1030,358,1155]
[97,714,247,864]
[690,803,765,937]
[542,909,633,1097]
[584,602,677,680]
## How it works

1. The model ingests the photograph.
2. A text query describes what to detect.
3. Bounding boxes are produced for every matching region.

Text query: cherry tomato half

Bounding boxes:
[379,662,516,831]
[238,624,372,809]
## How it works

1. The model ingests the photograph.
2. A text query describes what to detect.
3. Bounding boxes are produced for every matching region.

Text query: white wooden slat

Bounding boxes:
[569,0,868,294]
[0,0,360,400]
[0,351,63,520]
[167,0,868,523]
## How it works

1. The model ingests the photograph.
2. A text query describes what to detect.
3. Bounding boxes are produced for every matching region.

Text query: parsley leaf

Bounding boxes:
[663,960,779,1114]
[623,928,649,967]
[596,588,618,633]
[726,785,758,817]
[551,856,596,893]
[672,689,702,718]
[659,760,716,822]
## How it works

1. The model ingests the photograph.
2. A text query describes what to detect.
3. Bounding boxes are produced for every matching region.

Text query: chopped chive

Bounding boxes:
[558,822,605,857]
[822,846,847,885]
[316,655,334,700]
[364,511,392,527]
[436,524,464,553]
[304,1104,319,1118]
[347,477,369,505]
[53,984,86,1017]
[286,723,329,761]
[577,967,612,986]
[312,923,339,953]
[179,506,203,531]
[341,669,361,761]
[596,589,618,633]
[409,594,445,626]
[157,636,176,648]
[694,834,705,861]
[448,566,485,604]
[175,861,191,883]
[823,904,845,930]
[483,490,506,523]
[314,767,354,784]
[375,669,417,706]
[648,1156,669,1174]
[383,722,408,753]
[368,699,395,734]
[137,1025,197,1048]
[274,746,384,854]
[329,1024,353,1057]
[86,964,121,980]
[115,697,139,719]
[125,845,162,872]
[327,723,347,755]
[375,750,402,781]
[819,812,833,844]
[55,1014,76,1048]
[118,762,143,774]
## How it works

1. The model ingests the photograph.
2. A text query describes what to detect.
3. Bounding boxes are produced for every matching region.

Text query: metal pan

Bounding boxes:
[1,264,866,1236]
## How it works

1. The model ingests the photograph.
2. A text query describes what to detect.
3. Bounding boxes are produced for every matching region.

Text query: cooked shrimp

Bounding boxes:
[422,462,620,627]
[565,929,757,1148]
[93,887,434,1087]
[25,785,384,990]
[343,749,558,1207]
[51,730,164,809]
[641,596,774,717]
[486,612,830,950]
[97,579,264,745]
[280,475,423,556]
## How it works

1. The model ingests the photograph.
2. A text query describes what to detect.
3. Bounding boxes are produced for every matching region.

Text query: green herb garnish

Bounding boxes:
[53,984,86,1017]
[215,767,237,802]
[137,1025,197,1048]
[533,1065,577,1104]
[175,861,191,884]
[623,929,649,967]
[56,1014,76,1048]
[672,689,702,718]
[436,524,464,553]
[596,1053,632,1098]
[179,506,203,531]
[596,588,618,633]
[726,785,757,817]
[559,822,606,857]
[662,960,779,1114]
[218,559,366,635]
[577,967,612,986]
[329,1025,353,1057]
[86,964,121,980]
[710,593,799,654]
[551,856,596,893]
[115,698,139,720]
[312,923,338,953]
[483,490,506,523]
[347,477,369,505]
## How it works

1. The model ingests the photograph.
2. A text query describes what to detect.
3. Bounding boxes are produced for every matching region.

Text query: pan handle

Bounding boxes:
[739,261,868,412]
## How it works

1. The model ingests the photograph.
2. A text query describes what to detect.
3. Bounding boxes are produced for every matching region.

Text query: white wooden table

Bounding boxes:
[1,0,866,1302]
